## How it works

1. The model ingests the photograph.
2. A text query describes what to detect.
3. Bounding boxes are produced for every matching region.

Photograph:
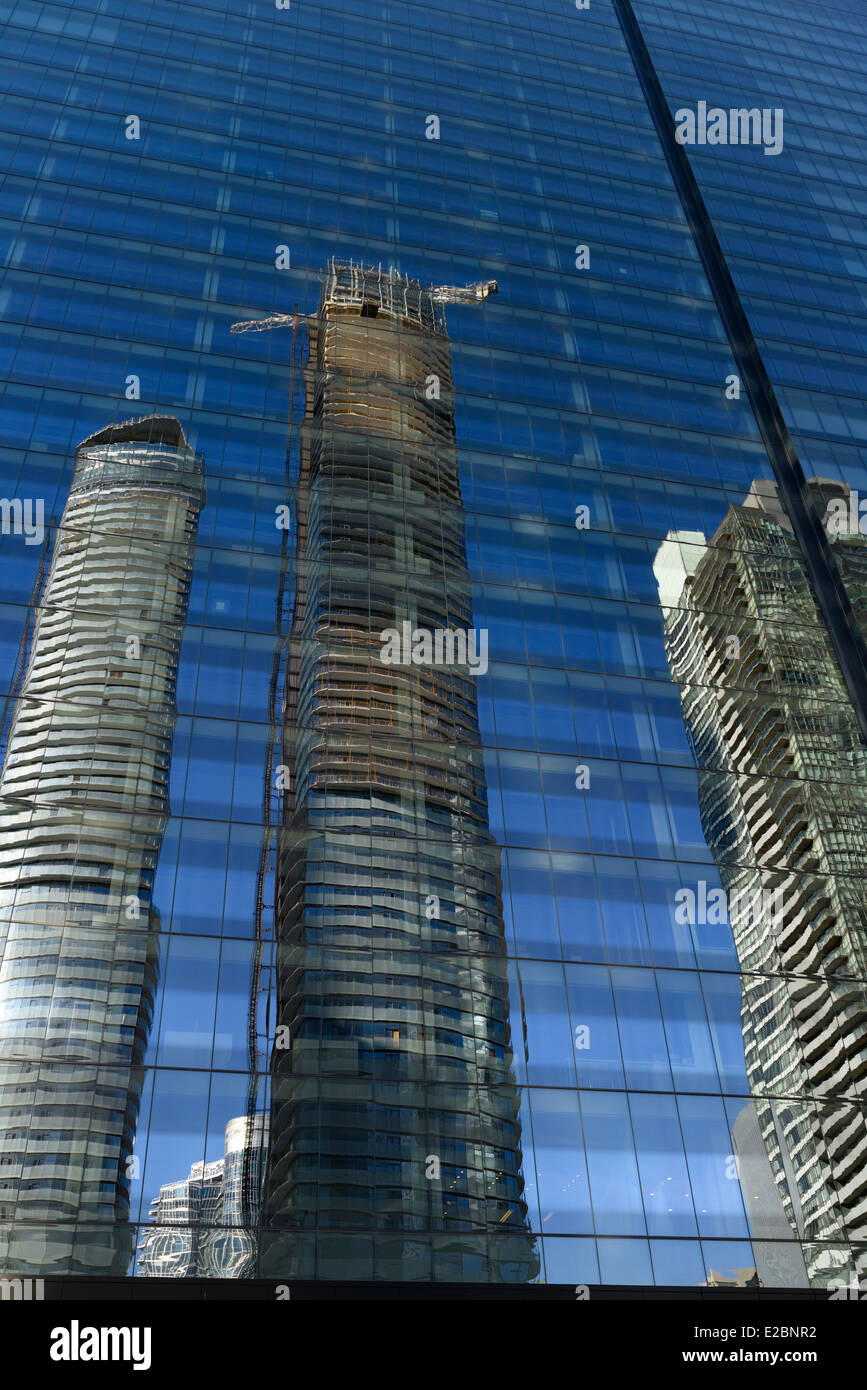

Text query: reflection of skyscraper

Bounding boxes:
[0,416,203,1274]
[729,1099,808,1287]
[655,479,867,1280]
[138,1114,267,1278]
[261,262,537,1281]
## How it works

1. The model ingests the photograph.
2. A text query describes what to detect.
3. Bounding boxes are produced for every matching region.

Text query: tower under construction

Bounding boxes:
[256,263,537,1281]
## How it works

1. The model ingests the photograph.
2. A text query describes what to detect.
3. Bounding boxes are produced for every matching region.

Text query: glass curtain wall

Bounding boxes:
[0,0,864,1287]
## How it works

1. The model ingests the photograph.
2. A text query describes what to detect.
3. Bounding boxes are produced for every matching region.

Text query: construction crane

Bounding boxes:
[230,279,497,335]
[429,279,498,305]
[231,309,301,335]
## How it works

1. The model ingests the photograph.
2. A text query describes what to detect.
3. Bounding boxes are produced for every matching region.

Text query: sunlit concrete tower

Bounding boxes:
[259,262,537,1281]
[654,478,867,1282]
[0,415,204,1274]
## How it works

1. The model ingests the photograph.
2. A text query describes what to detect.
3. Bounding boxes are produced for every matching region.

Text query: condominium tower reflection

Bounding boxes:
[138,1114,267,1278]
[256,263,537,1281]
[655,478,867,1283]
[0,415,204,1274]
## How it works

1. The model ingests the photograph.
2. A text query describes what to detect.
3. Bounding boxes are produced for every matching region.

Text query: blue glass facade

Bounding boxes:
[0,0,865,1288]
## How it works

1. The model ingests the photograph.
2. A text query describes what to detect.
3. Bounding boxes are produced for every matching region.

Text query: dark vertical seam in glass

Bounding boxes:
[611,0,867,742]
